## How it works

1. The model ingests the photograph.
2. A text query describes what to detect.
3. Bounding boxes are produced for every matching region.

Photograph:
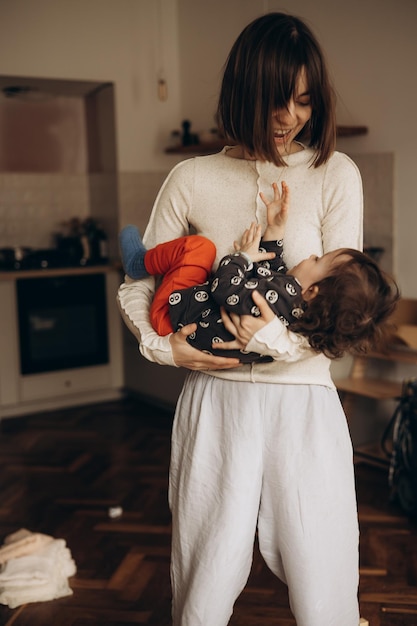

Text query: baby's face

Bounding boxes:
[289,249,351,292]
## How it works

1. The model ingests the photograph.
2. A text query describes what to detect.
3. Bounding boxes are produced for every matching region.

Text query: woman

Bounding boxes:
[118,12,363,626]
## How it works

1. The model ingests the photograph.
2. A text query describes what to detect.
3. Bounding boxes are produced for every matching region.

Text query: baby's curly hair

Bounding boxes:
[291,249,400,359]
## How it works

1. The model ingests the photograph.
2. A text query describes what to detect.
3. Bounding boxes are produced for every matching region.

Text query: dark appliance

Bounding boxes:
[0,246,79,270]
[17,273,109,375]
[0,247,32,270]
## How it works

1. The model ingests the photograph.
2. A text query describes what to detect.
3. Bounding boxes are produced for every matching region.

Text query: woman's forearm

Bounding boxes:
[117,275,176,366]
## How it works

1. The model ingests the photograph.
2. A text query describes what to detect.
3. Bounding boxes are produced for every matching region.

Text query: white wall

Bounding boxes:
[177,0,417,298]
[0,0,182,172]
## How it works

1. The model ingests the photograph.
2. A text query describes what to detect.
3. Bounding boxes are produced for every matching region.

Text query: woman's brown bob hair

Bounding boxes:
[216,13,336,167]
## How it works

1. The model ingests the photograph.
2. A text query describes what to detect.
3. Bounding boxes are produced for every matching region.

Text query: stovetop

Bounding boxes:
[0,247,108,271]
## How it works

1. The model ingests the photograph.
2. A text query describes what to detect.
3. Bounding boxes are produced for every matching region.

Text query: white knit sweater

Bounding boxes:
[118,145,363,389]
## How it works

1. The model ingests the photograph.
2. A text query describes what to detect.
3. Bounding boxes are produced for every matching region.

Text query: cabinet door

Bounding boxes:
[0,281,20,407]
[20,364,113,401]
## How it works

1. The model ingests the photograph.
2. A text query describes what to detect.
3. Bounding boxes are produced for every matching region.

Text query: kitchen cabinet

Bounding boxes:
[122,322,186,410]
[0,266,124,418]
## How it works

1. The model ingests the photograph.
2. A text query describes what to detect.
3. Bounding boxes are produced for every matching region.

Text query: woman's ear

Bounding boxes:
[302,284,319,301]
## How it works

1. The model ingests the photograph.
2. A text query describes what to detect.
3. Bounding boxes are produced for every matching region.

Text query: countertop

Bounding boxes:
[0,262,122,280]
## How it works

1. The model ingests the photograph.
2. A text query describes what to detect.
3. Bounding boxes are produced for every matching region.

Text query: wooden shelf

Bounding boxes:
[165,126,369,155]
[335,299,417,467]
[336,377,402,400]
[336,125,368,137]
[335,346,417,402]
[165,140,226,155]
[354,442,390,468]
[367,346,417,365]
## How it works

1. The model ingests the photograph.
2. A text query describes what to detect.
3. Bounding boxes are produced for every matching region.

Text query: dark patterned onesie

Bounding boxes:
[169,239,305,363]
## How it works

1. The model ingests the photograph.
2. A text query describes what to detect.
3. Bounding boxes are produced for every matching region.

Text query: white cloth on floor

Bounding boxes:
[0,528,53,564]
[0,530,76,609]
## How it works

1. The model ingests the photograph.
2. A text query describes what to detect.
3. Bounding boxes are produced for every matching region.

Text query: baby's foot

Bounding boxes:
[119,225,149,279]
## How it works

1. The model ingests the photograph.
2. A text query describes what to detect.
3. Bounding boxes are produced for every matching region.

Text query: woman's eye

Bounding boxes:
[298,100,311,107]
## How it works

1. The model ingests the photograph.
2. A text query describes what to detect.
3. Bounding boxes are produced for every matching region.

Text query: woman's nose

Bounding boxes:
[275,100,296,124]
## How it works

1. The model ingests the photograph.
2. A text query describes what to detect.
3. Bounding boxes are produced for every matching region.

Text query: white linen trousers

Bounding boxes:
[168,371,360,626]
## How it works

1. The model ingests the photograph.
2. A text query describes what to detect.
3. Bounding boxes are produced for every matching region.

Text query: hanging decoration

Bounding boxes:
[156,0,168,101]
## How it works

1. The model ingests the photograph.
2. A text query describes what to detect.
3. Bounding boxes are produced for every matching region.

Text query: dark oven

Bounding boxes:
[17,273,109,375]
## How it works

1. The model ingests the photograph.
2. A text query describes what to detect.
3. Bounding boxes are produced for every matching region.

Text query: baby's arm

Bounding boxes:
[211,247,299,320]
[260,181,289,241]
[233,180,289,262]
[217,290,311,362]
[233,222,276,263]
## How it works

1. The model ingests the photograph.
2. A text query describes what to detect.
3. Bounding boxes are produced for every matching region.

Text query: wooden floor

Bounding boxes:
[0,397,416,625]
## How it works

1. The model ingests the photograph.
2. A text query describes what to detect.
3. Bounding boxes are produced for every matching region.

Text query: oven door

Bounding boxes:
[17,273,109,375]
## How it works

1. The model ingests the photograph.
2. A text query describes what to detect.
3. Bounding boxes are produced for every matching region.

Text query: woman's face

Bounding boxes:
[272,68,312,155]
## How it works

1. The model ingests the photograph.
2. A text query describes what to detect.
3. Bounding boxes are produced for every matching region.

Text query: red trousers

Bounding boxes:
[145,235,216,336]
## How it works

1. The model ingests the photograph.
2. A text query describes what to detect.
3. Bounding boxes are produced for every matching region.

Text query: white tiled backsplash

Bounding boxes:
[0,171,169,252]
[0,173,90,249]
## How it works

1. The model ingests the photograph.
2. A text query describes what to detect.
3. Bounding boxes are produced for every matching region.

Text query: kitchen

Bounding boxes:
[0,0,417,620]
[0,0,415,438]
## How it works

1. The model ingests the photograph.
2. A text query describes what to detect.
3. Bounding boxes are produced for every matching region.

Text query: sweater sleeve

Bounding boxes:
[245,316,312,362]
[321,153,363,252]
[117,160,196,366]
[117,275,176,366]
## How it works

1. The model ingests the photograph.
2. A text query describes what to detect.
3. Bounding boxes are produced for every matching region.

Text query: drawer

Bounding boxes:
[20,364,112,402]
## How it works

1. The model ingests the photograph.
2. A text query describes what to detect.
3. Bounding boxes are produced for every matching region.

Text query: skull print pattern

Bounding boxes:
[168,239,305,363]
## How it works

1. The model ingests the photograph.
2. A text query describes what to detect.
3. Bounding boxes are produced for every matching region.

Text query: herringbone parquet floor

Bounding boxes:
[0,397,416,625]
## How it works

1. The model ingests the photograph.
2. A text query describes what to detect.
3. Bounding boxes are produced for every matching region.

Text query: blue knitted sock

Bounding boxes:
[119,225,149,279]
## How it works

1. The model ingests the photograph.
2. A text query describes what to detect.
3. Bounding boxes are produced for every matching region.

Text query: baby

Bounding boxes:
[120,182,399,362]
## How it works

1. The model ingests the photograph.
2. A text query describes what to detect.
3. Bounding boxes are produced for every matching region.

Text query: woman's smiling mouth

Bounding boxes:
[273,129,292,142]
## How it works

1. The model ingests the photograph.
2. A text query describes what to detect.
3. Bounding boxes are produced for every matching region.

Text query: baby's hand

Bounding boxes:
[259,181,290,241]
[234,222,276,263]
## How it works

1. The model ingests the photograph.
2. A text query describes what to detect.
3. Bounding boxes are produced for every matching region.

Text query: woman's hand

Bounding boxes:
[215,290,276,349]
[169,323,242,371]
